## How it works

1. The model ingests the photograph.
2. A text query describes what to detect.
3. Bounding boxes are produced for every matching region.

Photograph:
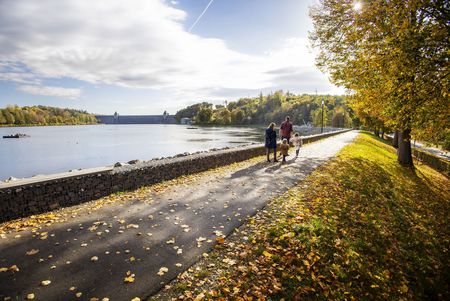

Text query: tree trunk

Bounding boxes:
[392,131,399,148]
[398,129,414,167]
[374,129,379,137]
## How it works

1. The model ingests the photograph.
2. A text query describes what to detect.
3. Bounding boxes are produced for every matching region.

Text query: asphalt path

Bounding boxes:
[0,131,358,301]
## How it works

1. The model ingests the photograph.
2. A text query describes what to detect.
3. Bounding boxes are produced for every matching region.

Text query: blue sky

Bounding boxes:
[0,0,344,115]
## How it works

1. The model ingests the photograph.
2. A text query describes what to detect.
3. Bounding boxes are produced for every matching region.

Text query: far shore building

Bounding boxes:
[180,117,192,125]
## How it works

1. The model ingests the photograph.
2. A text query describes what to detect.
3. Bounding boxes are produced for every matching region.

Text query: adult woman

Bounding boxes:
[265,122,278,162]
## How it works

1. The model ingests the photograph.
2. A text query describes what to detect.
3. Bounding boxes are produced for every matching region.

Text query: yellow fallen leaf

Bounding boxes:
[157,267,168,276]
[263,251,273,258]
[131,298,140,301]
[130,257,136,262]
[9,265,19,272]
[26,293,35,300]
[0,267,8,272]
[26,249,39,256]
[124,271,135,283]
[399,284,409,293]
[41,280,51,286]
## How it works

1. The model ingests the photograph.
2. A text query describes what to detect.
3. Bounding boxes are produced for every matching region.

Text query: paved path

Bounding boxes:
[0,131,358,301]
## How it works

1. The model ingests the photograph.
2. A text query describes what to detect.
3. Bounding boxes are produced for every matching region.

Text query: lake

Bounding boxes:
[0,124,263,180]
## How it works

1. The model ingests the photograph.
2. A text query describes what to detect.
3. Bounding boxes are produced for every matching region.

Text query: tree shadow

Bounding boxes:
[322,155,450,300]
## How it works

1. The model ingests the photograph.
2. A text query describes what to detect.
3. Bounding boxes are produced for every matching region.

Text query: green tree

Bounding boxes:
[0,105,98,125]
[311,106,329,128]
[3,110,15,124]
[0,110,6,124]
[196,106,213,124]
[212,108,231,125]
[231,108,245,124]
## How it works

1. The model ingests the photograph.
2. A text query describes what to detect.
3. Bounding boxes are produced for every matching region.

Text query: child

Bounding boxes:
[280,138,289,162]
[291,132,303,158]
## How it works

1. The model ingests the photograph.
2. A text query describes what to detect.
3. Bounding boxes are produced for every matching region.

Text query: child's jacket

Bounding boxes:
[280,143,289,155]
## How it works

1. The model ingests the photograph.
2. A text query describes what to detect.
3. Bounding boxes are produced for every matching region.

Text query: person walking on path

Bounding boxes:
[291,132,303,158]
[280,116,293,143]
[280,138,290,162]
[265,122,278,162]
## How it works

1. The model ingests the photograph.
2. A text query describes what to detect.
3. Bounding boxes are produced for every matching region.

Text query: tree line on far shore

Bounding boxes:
[175,91,356,128]
[0,105,98,126]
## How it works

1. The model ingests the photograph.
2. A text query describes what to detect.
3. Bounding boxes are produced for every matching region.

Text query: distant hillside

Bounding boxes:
[175,91,357,127]
[0,105,98,126]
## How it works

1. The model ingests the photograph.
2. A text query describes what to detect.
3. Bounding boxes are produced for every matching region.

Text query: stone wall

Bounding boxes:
[0,129,352,222]
[412,148,450,176]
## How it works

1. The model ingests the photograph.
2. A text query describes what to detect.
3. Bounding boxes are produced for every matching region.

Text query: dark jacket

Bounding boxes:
[265,128,277,148]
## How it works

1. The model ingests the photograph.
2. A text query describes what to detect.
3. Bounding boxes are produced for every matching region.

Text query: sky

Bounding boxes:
[0,0,345,115]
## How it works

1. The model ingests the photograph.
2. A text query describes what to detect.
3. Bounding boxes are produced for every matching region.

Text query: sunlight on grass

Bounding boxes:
[166,133,450,300]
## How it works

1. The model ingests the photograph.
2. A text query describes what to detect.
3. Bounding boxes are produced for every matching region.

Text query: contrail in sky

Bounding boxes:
[189,0,215,32]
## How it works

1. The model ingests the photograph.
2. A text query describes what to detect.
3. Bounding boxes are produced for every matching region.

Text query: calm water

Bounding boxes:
[0,124,263,180]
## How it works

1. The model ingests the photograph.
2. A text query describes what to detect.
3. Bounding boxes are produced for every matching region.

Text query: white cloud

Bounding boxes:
[18,85,81,99]
[0,0,343,99]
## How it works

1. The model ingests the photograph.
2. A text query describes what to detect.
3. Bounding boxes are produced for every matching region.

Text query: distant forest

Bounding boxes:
[0,105,98,126]
[175,91,356,127]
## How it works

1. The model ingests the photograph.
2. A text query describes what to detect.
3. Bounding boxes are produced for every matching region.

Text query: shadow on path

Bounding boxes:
[0,131,358,301]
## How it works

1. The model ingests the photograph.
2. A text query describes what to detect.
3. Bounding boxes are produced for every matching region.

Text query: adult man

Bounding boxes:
[279,116,293,143]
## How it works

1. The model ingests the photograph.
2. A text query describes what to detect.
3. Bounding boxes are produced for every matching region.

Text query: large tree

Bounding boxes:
[310,0,449,166]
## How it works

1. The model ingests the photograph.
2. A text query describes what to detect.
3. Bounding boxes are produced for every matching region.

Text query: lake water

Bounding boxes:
[0,124,263,180]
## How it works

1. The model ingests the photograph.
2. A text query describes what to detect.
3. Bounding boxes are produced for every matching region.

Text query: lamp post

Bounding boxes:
[321,100,324,133]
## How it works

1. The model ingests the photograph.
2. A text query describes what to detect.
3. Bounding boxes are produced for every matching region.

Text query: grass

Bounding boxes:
[156,132,450,300]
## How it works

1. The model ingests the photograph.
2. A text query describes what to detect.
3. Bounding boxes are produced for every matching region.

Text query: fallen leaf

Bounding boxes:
[157,267,168,276]
[41,280,51,286]
[26,249,39,256]
[124,271,135,283]
[91,256,99,262]
[216,237,225,244]
[222,258,236,266]
[26,293,35,300]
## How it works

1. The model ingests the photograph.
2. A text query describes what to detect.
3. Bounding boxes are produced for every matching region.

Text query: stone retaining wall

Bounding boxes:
[412,148,450,176]
[0,129,351,222]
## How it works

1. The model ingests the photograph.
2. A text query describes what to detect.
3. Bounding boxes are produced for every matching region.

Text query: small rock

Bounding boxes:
[127,159,140,165]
